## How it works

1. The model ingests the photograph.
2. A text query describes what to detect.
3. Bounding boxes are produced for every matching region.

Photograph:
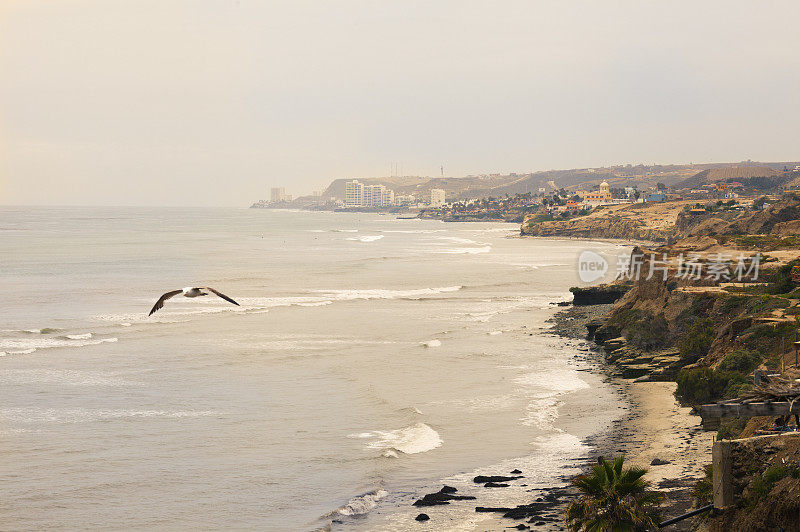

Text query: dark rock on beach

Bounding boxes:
[484,482,510,488]
[650,458,671,466]
[510,469,522,474]
[569,284,630,306]
[473,475,522,483]
[415,513,429,521]
[412,486,476,507]
[475,507,513,513]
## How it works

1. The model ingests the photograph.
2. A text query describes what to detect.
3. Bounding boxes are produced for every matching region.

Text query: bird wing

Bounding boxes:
[148,290,183,316]
[203,287,240,306]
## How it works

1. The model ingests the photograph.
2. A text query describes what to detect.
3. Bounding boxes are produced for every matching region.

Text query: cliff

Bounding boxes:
[578,246,800,529]
[520,201,695,243]
[521,215,673,241]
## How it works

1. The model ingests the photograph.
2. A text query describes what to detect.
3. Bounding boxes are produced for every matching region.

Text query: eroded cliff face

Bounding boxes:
[586,247,792,381]
[520,215,673,242]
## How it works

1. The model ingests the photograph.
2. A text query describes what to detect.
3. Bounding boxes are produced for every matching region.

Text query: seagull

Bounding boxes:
[148,287,240,316]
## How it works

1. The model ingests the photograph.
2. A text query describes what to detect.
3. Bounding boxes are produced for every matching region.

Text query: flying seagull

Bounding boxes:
[148,287,240,316]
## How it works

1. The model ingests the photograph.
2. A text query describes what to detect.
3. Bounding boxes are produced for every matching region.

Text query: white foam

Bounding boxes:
[253,337,394,352]
[488,330,503,336]
[514,370,590,394]
[431,245,492,254]
[0,407,221,424]
[65,333,92,340]
[520,398,562,429]
[346,235,384,243]
[358,422,443,455]
[422,339,441,348]
[0,336,117,354]
[96,287,462,323]
[336,489,388,516]
[332,229,358,232]
[317,286,461,301]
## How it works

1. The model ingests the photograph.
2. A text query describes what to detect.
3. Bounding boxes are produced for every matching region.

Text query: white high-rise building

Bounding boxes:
[270,187,286,203]
[430,188,446,207]
[345,180,364,207]
[345,180,395,207]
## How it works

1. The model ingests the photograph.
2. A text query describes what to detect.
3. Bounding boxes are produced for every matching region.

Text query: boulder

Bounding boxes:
[570,284,630,306]
[473,475,522,483]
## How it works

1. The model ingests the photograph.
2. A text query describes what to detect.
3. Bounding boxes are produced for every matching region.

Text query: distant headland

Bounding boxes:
[252,160,800,224]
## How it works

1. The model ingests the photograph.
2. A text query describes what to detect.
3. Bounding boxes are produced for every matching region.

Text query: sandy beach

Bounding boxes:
[464,307,715,531]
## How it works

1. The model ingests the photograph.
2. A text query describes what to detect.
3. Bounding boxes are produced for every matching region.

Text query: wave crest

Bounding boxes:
[354,422,443,455]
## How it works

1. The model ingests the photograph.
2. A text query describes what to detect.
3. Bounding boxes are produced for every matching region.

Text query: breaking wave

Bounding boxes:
[335,489,388,516]
[346,235,384,243]
[65,333,92,340]
[0,336,117,355]
[316,286,462,301]
[352,422,443,455]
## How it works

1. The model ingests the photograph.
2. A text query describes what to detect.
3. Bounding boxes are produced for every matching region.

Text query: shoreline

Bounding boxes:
[473,302,713,530]
[554,304,714,528]
[514,233,660,248]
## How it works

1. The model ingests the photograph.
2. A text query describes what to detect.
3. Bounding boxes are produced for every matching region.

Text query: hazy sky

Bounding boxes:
[2,1,799,206]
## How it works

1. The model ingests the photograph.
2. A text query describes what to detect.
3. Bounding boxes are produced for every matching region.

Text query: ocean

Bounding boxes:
[0,207,629,530]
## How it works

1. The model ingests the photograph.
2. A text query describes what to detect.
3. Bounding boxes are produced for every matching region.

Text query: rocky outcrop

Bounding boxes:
[569,284,631,305]
[520,215,672,242]
[599,336,683,380]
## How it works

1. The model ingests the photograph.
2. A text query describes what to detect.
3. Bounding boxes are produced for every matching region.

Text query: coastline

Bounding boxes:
[472,302,713,530]
[553,304,714,528]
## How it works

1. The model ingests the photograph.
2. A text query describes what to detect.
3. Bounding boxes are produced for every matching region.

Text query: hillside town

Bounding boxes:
[252,163,800,225]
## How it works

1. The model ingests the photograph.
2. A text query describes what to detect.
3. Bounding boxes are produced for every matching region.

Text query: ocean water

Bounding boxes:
[0,207,628,530]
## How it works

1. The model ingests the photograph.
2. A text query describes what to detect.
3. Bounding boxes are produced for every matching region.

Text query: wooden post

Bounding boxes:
[712,440,733,509]
[795,341,800,368]
[782,337,785,372]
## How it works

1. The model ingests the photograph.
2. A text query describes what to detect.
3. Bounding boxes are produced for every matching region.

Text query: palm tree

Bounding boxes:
[565,455,663,531]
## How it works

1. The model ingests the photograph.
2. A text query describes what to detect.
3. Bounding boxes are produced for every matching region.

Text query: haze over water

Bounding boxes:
[1,208,626,530]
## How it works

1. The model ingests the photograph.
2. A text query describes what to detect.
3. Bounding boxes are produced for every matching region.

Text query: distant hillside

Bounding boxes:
[676,165,792,191]
[314,160,800,203]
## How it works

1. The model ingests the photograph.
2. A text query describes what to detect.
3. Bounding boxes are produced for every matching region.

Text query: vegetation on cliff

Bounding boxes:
[565,456,663,532]
[563,195,800,530]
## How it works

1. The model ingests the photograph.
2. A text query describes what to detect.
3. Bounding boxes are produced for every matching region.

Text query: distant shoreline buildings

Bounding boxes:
[341,180,447,208]
[270,187,292,203]
[344,180,395,207]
